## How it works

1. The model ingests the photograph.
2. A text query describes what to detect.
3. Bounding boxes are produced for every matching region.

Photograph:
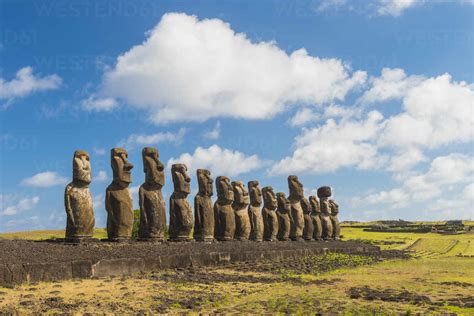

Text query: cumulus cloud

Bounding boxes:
[81,95,118,112]
[119,128,186,149]
[270,111,386,175]
[0,66,61,102]
[376,0,421,16]
[100,13,366,123]
[21,171,68,188]
[203,121,221,140]
[1,195,40,216]
[354,153,474,208]
[288,108,321,127]
[167,144,265,177]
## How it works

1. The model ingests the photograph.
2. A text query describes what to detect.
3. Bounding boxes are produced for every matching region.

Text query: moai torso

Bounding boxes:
[288,175,305,241]
[276,192,291,241]
[232,181,251,241]
[194,169,214,242]
[65,151,95,240]
[248,181,264,242]
[106,148,134,240]
[139,147,166,240]
[214,176,235,241]
[301,197,314,241]
[329,199,341,240]
[309,196,323,240]
[169,164,193,241]
[318,186,333,240]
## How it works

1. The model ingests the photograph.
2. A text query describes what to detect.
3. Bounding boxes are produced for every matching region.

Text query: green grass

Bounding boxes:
[0,228,107,240]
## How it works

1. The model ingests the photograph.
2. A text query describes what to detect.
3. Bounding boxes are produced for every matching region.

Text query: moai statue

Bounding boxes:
[288,175,305,241]
[276,192,291,241]
[262,186,278,241]
[214,176,235,241]
[329,199,341,240]
[106,148,134,241]
[194,169,214,242]
[138,147,166,241]
[232,181,251,241]
[248,180,264,242]
[318,186,333,240]
[309,196,323,241]
[64,150,94,241]
[301,197,314,241]
[169,164,193,241]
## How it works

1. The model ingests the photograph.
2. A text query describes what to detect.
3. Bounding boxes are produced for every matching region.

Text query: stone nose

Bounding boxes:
[124,161,134,171]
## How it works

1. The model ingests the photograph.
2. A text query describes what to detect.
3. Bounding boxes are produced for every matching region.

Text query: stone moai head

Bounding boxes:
[231,181,250,208]
[301,197,312,215]
[317,186,332,201]
[142,147,164,188]
[72,150,91,185]
[276,192,291,213]
[262,186,277,209]
[171,164,191,194]
[329,199,339,215]
[288,175,304,201]
[309,196,320,213]
[248,180,262,207]
[111,148,133,187]
[216,176,234,204]
[197,169,213,197]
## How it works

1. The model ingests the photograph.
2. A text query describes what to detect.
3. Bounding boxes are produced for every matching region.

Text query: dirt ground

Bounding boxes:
[1,251,473,315]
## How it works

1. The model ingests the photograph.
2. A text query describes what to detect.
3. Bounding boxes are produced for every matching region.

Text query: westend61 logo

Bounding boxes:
[34,0,163,18]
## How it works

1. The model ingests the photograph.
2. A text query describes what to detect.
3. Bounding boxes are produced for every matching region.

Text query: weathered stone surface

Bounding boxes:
[262,186,278,241]
[248,180,264,242]
[318,187,333,240]
[329,199,341,240]
[232,181,251,241]
[106,148,134,240]
[301,197,314,241]
[194,169,214,242]
[317,186,332,198]
[288,175,305,241]
[276,192,291,241]
[139,147,166,241]
[214,176,235,241]
[65,150,95,240]
[309,196,323,240]
[169,164,192,241]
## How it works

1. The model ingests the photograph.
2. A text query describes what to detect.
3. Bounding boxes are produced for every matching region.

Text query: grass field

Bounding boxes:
[0,226,473,314]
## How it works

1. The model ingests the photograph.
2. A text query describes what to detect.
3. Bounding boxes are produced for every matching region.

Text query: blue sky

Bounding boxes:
[0,0,473,232]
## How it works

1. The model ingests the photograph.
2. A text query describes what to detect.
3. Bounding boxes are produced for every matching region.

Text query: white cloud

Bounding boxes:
[21,171,68,188]
[93,147,106,156]
[100,13,366,123]
[1,196,39,216]
[270,111,386,175]
[93,193,104,210]
[168,144,265,177]
[81,95,118,112]
[203,121,221,139]
[387,147,427,172]
[354,153,474,208]
[288,108,320,127]
[119,128,186,149]
[0,66,61,102]
[95,170,108,182]
[376,0,420,16]
[318,0,348,11]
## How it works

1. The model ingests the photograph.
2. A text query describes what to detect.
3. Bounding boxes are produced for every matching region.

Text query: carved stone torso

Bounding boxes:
[139,184,166,240]
[214,201,235,241]
[194,194,214,241]
[310,197,322,240]
[319,197,334,240]
[248,205,264,241]
[289,200,304,240]
[106,184,134,240]
[277,193,291,241]
[65,183,94,239]
[301,198,314,241]
[169,193,193,241]
[262,207,278,241]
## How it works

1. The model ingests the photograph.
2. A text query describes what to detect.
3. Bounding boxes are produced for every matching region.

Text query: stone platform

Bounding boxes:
[0,239,379,286]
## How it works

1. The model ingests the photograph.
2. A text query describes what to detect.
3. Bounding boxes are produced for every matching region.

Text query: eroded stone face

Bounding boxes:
[65,150,94,240]
[262,186,278,241]
[248,180,264,242]
[194,169,214,242]
[288,175,304,202]
[169,164,192,241]
[214,176,235,241]
[138,147,166,241]
[248,180,262,207]
[232,181,251,241]
[276,192,291,241]
[106,148,134,240]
